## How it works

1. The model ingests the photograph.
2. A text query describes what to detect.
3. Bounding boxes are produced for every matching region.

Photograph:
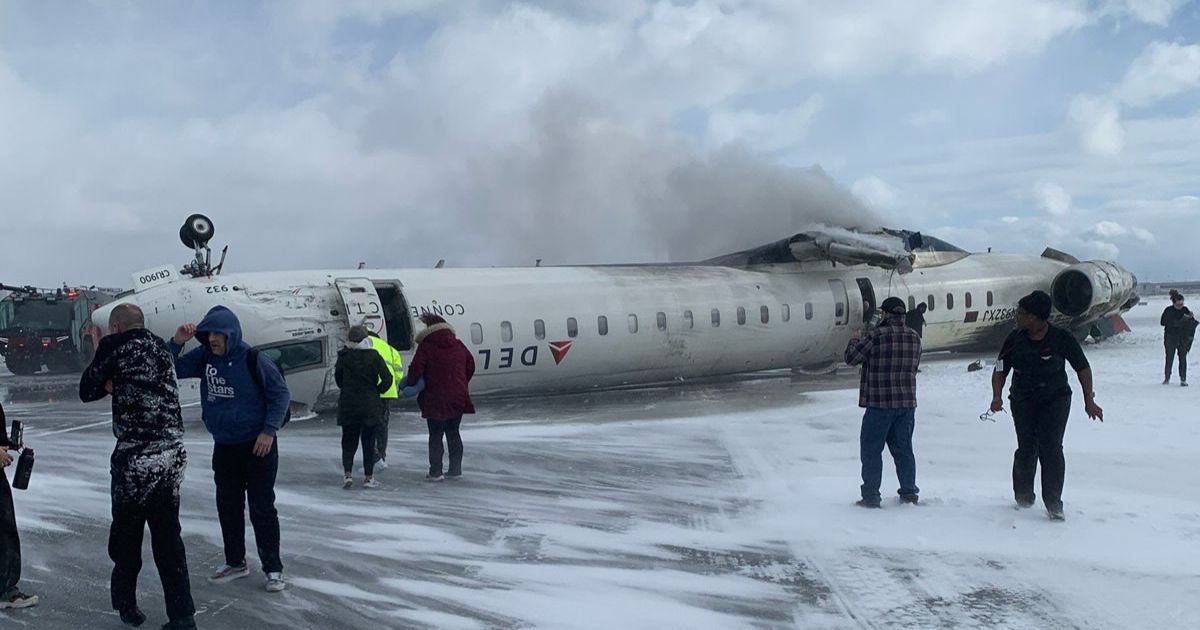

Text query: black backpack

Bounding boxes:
[203,348,292,427]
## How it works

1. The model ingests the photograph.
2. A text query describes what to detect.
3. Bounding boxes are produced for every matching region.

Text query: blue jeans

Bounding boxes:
[860,407,918,503]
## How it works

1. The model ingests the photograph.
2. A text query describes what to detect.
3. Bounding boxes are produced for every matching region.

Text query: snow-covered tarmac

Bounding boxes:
[1,299,1196,629]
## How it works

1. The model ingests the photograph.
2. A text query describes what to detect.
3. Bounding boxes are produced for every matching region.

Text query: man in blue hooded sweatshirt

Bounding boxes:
[169,306,290,593]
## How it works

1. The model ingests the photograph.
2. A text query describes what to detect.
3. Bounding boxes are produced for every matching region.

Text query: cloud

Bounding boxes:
[1000,216,1021,224]
[1067,95,1125,156]
[1097,0,1191,25]
[706,97,824,151]
[1035,182,1074,216]
[1115,41,1200,108]
[909,109,950,129]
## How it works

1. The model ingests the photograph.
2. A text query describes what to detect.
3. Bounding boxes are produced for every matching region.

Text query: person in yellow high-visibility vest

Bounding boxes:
[368,331,404,469]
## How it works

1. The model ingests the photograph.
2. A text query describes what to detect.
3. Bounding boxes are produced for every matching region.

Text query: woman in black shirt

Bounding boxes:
[989,291,1103,521]
[1161,289,1196,386]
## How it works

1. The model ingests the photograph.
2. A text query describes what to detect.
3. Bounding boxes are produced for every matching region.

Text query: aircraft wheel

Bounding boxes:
[179,213,215,248]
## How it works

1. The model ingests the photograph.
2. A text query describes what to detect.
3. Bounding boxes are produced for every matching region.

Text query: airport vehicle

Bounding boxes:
[0,284,116,374]
[95,215,1138,413]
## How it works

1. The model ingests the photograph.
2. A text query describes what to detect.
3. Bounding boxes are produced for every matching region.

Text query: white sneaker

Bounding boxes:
[208,563,250,584]
[375,458,389,470]
[265,572,286,592]
[425,474,444,482]
[342,476,353,489]
[362,478,381,489]
[0,591,38,609]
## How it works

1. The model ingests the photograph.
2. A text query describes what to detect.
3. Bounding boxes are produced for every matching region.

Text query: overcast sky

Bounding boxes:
[2,1,1198,288]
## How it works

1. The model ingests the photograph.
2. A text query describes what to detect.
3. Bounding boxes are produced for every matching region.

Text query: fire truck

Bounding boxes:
[0,284,117,375]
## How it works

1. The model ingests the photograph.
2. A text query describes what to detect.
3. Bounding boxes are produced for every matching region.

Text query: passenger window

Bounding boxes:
[946,293,954,310]
[683,310,694,329]
[257,340,324,374]
[987,291,994,307]
[965,293,973,309]
[760,306,769,324]
[501,321,513,343]
[782,304,790,322]
[598,315,608,336]
[908,296,916,311]
[656,312,667,331]
[628,314,639,333]
[711,309,720,327]
[927,295,936,312]
[567,317,578,338]
[737,307,746,325]
[470,323,483,345]
[835,302,845,319]
[805,303,814,320]
[534,319,545,340]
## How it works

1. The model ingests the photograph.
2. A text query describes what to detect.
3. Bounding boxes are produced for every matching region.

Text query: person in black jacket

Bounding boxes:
[80,303,196,629]
[0,402,37,610]
[1161,290,1196,386]
[989,291,1103,521]
[905,302,927,339]
[335,325,392,489]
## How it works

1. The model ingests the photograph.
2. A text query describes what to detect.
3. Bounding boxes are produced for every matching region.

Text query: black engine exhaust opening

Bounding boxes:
[1052,269,1093,317]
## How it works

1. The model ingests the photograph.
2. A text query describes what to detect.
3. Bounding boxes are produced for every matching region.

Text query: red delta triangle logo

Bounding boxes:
[548,340,573,365]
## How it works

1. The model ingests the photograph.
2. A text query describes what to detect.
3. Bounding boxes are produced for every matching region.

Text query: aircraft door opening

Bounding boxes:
[829,279,850,326]
[373,282,414,351]
[855,278,876,324]
[334,278,385,338]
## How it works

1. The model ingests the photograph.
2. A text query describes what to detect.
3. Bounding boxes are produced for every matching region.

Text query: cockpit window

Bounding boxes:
[256,340,324,374]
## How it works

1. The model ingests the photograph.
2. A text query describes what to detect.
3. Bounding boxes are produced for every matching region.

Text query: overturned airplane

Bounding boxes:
[96,216,1138,413]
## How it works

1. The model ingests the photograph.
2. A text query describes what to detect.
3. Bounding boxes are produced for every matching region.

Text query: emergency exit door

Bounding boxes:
[856,278,876,324]
[334,278,386,340]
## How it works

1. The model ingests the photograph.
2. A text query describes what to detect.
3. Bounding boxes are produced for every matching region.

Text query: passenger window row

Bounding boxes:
[906,290,996,314]
[466,302,818,345]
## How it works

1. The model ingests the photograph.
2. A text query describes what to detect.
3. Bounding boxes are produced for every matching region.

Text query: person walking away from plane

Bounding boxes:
[79,303,196,629]
[168,306,290,593]
[367,331,404,469]
[405,314,475,481]
[990,290,1103,521]
[1161,289,1196,386]
[844,297,922,508]
[336,326,392,489]
[0,402,37,611]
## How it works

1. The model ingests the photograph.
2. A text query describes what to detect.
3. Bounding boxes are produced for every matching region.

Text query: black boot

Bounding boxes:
[162,615,197,630]
[119,607,147,627]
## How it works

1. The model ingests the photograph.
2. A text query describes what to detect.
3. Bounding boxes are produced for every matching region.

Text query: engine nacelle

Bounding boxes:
[1051,261,1137,319]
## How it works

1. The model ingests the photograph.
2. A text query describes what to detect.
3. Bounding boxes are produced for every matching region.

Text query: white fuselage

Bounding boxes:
[96,252,1129,411]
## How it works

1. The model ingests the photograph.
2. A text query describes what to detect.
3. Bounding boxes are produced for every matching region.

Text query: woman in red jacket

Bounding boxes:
[405,314,475,480]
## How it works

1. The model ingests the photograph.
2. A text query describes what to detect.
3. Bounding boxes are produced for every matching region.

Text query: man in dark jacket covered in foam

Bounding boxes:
[81,303,196,629]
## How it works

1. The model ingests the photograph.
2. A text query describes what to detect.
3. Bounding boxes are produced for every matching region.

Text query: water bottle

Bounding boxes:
[12,448,33,490]
[8,420,22,449]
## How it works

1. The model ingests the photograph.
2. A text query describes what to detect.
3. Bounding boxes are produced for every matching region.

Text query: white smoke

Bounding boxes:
[440,92,884,266]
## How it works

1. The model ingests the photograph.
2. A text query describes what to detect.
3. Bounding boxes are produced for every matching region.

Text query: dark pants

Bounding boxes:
[1165,336,1191,381]
[109,486,195,621]
[212,439,282,573]
[375,403,391,462]
[0,469,20,596]
[427,417,463,477]
[1011,393,1071,511]
[859,407,918,503]
[341,425,378,477]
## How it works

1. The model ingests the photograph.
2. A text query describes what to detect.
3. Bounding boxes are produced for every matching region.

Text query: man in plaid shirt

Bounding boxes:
[844,296,922,508]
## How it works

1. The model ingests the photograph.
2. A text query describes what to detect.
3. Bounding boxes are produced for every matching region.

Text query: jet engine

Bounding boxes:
[1050,260,1137,319]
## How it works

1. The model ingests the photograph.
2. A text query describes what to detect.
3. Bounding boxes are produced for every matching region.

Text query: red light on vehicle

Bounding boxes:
[67,291,79,299]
